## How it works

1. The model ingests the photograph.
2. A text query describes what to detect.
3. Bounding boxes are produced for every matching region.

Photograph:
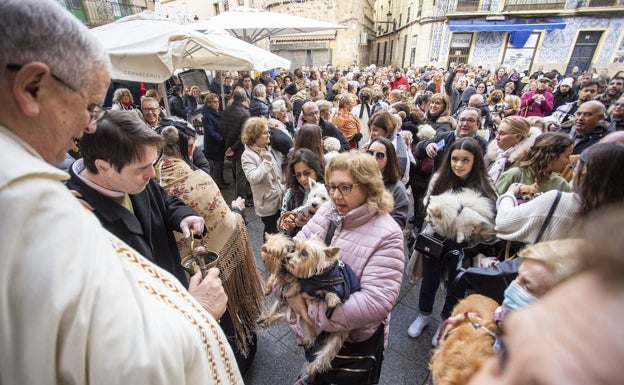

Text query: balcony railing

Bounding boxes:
[61,0,147,28]
[454,0,481,12]
[504,0,567,11]
[587,0,616,6]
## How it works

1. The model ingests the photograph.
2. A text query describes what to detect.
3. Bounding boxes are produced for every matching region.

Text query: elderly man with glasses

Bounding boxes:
[301,101,350,151]
[416,107,489,173]
[0,1,243,384]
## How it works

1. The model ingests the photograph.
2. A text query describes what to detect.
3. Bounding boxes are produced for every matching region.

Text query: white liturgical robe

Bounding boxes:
[0,125,244,384]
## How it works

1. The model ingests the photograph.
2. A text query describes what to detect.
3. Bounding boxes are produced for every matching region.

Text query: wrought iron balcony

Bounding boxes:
[504,0,567,11]
[454,0,481,12]
[59,0,147,28]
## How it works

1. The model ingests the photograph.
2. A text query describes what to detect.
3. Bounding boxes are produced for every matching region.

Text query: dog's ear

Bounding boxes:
[309,178,317,188]
[325,247,341,260]
[261,245,268,253]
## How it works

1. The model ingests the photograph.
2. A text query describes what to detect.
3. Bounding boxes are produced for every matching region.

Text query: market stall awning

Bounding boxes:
[449,19,566,32]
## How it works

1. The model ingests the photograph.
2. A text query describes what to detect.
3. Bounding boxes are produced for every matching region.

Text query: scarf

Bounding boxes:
[488,146,513,183]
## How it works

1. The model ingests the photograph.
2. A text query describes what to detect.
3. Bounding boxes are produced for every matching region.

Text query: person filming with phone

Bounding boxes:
[415,107,489,173]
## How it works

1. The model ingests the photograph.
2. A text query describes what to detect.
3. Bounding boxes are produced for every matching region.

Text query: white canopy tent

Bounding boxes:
[91,11,291,83]
[190,6,347,44]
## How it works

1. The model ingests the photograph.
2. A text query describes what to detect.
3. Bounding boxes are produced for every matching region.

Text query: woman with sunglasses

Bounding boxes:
[280,148,325,236]
[285,151,404,385]
[367,111,411,184]
[367,137,409,229]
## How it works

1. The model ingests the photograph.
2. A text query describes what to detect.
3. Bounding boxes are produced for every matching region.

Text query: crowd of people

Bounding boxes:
[2,1,624,384]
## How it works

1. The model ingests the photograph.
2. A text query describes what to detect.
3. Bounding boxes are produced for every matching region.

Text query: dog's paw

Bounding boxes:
[325,292,342,308]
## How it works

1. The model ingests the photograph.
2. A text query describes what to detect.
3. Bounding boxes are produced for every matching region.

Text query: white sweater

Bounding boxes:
[495,190,582,243]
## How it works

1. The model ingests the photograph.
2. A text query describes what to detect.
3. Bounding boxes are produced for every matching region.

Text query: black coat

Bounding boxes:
[66,168,197,286]
[249,97,270,118]
[319,118,350,152]
[202,105,226,161]
[222,101,250,156]
[168,94,187,120]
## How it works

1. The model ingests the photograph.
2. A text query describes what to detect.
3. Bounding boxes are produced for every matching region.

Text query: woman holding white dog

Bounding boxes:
[408,137,497,346]
[280,148,326,237]
[287,151,405,385]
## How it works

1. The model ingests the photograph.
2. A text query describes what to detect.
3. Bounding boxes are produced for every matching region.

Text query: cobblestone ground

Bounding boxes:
[216,160,445,385]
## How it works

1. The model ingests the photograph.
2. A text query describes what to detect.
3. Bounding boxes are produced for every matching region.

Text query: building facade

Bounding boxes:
[57,0,150,27]
[375,0,624,74]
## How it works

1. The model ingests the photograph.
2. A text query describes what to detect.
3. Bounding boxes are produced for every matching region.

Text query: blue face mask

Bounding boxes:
[502,279,537,312]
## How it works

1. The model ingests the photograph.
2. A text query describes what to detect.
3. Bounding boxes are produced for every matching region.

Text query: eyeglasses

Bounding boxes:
[328,183,359,195]
[6,63,107,126]
[458,118,478,124]
[495,131,512,137]
[293,170,313,179]
[141,107,160,113]
[304,110,320,117]
[208,100,220,104]
[613,102,624,108]
[366,150,386,160]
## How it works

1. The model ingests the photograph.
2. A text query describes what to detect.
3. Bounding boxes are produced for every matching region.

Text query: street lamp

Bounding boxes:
[376,10,396,35]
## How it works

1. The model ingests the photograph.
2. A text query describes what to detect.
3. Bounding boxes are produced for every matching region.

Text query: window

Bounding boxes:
[502,32,540,73]
[214,3,220,15]
[447,33,472,67]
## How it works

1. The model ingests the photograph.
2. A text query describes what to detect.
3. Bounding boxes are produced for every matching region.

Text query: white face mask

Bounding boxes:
[502,279,537,312]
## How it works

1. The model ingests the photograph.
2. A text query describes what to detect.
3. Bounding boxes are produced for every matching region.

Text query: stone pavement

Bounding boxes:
[218,161,444,385]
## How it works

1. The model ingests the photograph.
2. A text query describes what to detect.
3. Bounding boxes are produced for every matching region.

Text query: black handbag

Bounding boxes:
[448,239,526,303]
[414,232,446,259]
[305,324,385,385]
[448,191,563,303]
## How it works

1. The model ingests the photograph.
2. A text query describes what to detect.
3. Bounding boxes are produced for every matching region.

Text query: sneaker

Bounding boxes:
[407,314,429,338]
[432,321,445,347]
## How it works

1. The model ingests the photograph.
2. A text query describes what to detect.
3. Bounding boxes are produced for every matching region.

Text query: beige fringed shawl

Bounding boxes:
[157,157,265,356]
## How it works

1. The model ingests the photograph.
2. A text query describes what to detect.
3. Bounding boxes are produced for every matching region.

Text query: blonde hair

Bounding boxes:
[241,117,268,146]
[501,116,530,139]
[505,95,521,112]
[518,239,585,291]
[325,151,394,214]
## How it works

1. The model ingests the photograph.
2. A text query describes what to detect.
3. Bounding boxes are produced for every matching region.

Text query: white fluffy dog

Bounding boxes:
[425,188,495,243]
[279,180,330,232]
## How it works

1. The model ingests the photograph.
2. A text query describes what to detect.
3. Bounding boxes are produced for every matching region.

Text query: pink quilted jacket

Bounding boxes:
[291,202,405,343]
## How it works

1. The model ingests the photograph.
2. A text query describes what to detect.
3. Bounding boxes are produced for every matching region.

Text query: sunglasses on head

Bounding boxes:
[366,150,386,160]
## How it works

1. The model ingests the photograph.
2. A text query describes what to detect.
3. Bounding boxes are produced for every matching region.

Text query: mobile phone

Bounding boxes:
[436,139,446,151]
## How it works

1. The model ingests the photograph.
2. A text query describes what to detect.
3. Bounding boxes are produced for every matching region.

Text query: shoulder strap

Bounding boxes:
[535,191,562,243]
[325,221,336,245]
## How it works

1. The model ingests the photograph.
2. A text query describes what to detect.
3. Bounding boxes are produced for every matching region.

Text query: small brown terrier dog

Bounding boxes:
[257,233,298,326]
[284,235,350,375]
[430,294,500,385]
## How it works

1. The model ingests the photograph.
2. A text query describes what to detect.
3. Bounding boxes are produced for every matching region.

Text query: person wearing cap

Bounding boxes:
[553,77,578,111]
[391,67,409,90]
[520,77,554,117]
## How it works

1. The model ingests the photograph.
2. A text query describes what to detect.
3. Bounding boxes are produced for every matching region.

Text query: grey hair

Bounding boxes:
[0,0,110,90]
[252,83,266,98]
[271,99,286,113]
